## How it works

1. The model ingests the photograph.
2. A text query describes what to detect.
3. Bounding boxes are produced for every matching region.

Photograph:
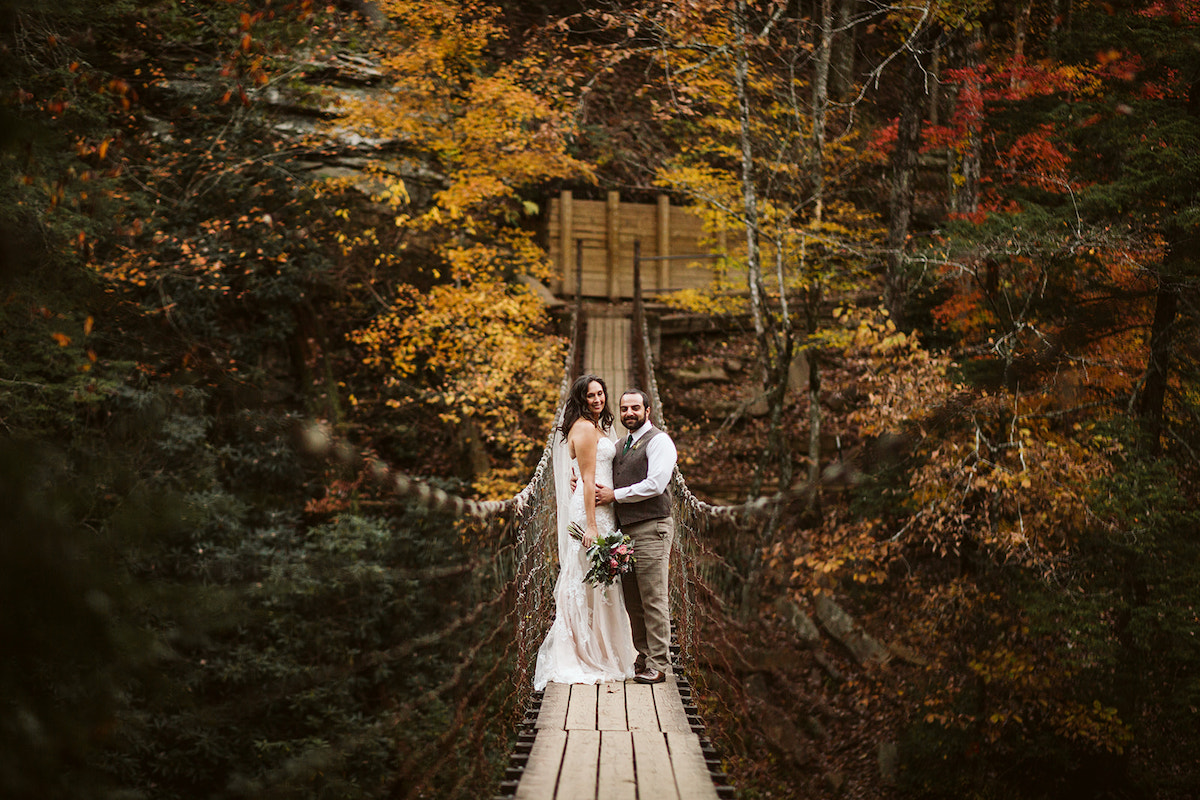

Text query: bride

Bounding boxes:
[533,375,637,690]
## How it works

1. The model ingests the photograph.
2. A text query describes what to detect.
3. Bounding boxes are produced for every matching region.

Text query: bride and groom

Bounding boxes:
[533,375,678,690]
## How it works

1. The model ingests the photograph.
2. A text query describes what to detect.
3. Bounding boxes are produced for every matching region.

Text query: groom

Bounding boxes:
[596,388,677,685]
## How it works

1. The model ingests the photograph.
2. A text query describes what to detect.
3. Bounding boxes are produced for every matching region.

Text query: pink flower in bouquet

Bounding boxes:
[577,531,635,588]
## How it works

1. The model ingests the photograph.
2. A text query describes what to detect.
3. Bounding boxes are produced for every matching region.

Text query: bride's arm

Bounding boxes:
[569,420,599,547]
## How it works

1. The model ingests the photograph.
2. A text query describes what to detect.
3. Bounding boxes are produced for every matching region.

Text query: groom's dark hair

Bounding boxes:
[620,388,651,412]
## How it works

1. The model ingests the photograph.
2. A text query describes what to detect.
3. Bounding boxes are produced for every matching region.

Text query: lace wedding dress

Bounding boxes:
[533,435,637,690]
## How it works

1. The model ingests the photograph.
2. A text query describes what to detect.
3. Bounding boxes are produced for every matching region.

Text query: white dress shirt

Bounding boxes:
[614,419,677,503]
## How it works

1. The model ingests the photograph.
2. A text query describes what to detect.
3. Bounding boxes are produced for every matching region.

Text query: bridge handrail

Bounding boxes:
[634,292,781,520]
[299,307,578,519]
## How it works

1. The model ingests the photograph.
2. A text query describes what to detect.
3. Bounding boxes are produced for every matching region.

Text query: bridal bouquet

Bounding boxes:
[568,523,635,587]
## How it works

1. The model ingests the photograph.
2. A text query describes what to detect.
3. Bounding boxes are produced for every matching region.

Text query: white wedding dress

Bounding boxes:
[533,435,637,690]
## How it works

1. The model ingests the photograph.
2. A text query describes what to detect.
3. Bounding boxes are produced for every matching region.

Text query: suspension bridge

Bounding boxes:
[308,278,774,798]
[490,303,730,800]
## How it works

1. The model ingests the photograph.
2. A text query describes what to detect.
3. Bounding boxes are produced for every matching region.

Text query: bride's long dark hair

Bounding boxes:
[559,374,614,441]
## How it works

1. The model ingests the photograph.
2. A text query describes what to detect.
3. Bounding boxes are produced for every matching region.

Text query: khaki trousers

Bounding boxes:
[621,516,674,674]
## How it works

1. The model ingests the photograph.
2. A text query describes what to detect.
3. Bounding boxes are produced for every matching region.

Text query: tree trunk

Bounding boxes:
[954,32,983,216]
[1013,0,1033,70]
[733,0,768,352]
[803,282,824,514]
[958,131,982,215]
[734,1,789,504]
[292,300,342,422]
[770,240,794,490]
[1136,276,1178,451]
[811,0,833,223]
[831,0,857,101]
[805,348,822,515]
[884,42,927,327]
[929,35,942,128]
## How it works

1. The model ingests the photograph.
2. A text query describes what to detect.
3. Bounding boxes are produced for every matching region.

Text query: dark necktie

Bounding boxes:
[623,434,634,454]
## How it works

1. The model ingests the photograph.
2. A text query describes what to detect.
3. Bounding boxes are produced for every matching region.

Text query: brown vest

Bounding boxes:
[612,427,672,527]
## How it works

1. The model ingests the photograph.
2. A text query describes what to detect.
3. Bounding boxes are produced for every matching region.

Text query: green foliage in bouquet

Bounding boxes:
[569,523,635,588]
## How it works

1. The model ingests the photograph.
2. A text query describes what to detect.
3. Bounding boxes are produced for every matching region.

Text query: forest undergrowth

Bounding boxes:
[659,319,1200,799]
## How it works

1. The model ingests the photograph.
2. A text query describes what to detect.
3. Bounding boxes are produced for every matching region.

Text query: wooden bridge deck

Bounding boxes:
[497,313,728,799]
[510,676,722,800]
[584,314,633,403]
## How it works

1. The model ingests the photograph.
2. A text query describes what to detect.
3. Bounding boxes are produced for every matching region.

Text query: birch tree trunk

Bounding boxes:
[733,0,768,351]
[808,1,832,505]
[812,0,833,224]
[770,239,795,497]
[733,1,798,506]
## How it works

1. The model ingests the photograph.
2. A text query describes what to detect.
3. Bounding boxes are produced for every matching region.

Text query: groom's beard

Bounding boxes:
[622,413,645,430]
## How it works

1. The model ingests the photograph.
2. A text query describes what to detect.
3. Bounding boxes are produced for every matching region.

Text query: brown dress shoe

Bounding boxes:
[634,668,666,684]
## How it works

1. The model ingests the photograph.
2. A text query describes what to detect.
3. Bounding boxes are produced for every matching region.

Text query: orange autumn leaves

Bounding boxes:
[46,313,99,372]
[783,306,1123,592]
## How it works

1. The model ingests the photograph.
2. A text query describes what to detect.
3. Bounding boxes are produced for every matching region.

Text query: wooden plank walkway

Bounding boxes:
[511,676,722,800]
[496,312,729,799]
[584,314,633,403]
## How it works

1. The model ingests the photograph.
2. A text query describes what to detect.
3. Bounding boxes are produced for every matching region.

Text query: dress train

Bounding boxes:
[533,435,636,690]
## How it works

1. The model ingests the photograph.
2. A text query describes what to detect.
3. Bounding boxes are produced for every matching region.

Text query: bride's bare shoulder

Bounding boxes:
[567,418,600,454]
[568,418,600,438]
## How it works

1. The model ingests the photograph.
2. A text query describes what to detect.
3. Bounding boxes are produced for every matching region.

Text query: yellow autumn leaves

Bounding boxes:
[331,1,589,497]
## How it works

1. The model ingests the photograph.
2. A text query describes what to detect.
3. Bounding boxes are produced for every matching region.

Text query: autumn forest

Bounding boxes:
[1,0,1198,798]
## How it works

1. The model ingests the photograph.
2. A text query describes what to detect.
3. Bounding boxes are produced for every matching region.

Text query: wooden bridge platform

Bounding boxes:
[496,314,729,799]
[503,675,727,799]
[584,313,633,405]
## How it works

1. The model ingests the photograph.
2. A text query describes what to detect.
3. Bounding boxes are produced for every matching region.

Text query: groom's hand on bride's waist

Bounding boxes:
[569,474,615,505]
